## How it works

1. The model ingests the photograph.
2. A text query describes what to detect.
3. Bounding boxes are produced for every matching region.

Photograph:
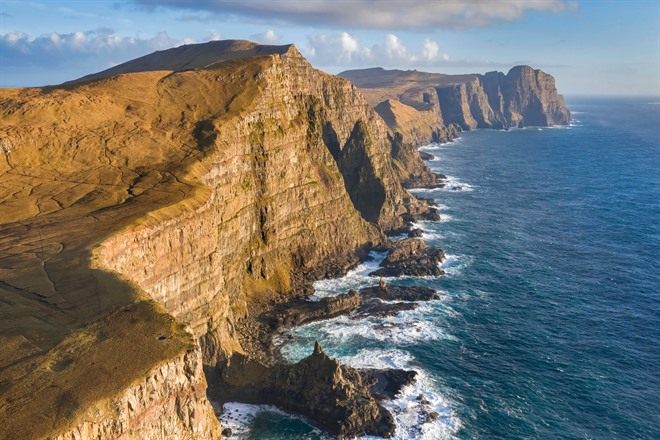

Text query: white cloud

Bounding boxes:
[422,39,439,61]
[136,0,575,29]
[251,29,281,44]
[305,32,449,69]
[0,29,214,86]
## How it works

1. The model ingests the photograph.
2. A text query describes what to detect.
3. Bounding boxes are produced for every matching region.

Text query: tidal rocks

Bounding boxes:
[353,299,419,319]
[265,290,362,330]
[419,151,434,161]
[363,369,418,401]
[370,238,445,277]
[216,343,396,439]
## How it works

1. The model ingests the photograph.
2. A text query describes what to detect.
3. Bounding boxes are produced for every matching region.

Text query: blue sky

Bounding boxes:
[1,1,658,96]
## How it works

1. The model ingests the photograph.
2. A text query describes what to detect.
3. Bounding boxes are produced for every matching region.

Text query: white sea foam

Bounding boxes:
[440,253,471,277]
[277,302,456,363]
[337,349,461,440]
[214,402,326,439]
[312,250,387,297]
[439,175,474,192]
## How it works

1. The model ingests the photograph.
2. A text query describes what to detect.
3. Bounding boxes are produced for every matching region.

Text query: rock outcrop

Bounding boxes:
[0,40,438,439]
[216,343,396,439]
[264,290,362,330]
[370,238,446,277]
[341,66,570,145]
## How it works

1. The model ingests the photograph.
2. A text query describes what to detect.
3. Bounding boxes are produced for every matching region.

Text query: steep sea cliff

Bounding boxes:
[0,40,571,439]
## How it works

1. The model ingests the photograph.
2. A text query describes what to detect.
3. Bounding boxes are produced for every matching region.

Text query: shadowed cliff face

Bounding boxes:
[0,41,434,438]
[341,65,570,142]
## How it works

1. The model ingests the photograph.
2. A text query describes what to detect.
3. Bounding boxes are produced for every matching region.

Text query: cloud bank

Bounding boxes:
[305,33,449,69]
[1,28,196,68]
[0,28,202,86]
[135,0,573,29]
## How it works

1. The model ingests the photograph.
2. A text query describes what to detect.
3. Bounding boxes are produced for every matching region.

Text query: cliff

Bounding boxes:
[0,41,436,439]
[340,65,570,144]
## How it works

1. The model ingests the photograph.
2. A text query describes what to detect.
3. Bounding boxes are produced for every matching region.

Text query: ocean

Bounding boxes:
[218,96,660,439]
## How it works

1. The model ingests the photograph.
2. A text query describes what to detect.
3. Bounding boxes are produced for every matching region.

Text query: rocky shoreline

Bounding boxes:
[210,224,447,438]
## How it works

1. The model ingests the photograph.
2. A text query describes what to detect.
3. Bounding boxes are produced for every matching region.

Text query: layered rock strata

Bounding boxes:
[0,40,439,439]
[340,66,570,145]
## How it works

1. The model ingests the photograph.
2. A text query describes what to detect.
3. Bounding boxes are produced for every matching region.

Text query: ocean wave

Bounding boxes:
[408,176,474,194]
[440,253,471,277]
[312,250,388,297]
[215,402,327,439]
[277,302,457,363]
[438,175,473,192]
[339,349,461,440]
[410,221,445,241]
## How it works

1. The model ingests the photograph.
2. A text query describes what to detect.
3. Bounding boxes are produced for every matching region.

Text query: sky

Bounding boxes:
[0,0,658,96]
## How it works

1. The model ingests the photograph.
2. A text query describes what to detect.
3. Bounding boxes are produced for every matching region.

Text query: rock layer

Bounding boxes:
[341,66,570,145]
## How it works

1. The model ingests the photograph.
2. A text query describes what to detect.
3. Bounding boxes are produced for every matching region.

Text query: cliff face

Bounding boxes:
[97,44,429,365]
[52,348,220,440]
[438,66,570,129]
[341,65,570,143]
[0,41,434,439]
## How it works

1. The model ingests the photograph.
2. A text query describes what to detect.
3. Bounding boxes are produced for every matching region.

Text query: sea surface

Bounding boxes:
[218,96,660,439]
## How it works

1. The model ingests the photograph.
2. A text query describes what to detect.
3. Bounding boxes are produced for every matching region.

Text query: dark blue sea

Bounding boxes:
[217,97,660,439]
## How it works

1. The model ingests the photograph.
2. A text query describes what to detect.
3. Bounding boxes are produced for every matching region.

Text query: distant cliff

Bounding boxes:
[0,41,436,439]
[340,66,570,144]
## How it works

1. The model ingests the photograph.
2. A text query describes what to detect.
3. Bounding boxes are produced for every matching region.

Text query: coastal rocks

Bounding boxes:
[363,368,418,401]
[360,284,440,302]
[271,342,396,438]
[216,343,396,439]
[419,151,434,161]
[52,348,221,440]
[264,290,362,329]
[215,278,444,438]
[370,238,445,277]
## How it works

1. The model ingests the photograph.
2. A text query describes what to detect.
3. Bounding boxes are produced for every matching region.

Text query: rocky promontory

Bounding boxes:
[340,66,570,146]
